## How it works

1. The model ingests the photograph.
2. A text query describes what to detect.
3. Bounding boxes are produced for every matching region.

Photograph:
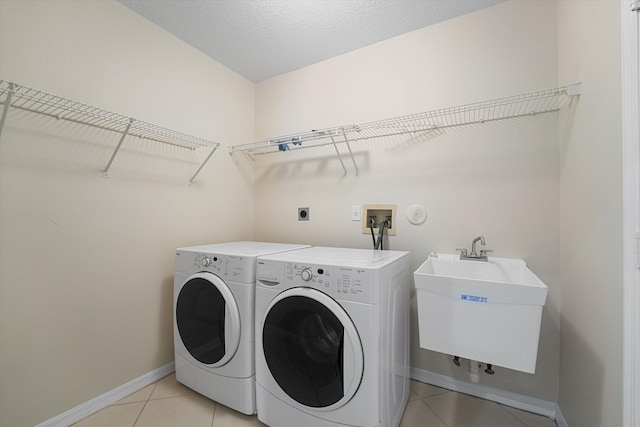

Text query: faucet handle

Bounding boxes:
[456,248,468,256]
[480,249,493,256]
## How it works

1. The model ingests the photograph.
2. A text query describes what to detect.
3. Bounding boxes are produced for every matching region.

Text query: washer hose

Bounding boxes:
[374,220,389,250]
[369,218,376,248]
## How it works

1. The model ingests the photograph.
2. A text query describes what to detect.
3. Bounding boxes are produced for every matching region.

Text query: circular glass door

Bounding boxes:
[262,287,364,410]
[176,272,240,367]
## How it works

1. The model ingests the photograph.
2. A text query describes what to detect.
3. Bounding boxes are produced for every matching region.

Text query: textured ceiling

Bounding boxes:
[118,0,505,83]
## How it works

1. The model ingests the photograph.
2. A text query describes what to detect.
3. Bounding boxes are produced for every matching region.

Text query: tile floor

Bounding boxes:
[72,373,557,427]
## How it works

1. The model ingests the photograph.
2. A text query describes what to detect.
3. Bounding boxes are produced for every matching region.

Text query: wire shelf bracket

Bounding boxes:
[229,82,581,175]
[0,80,221,185]
[103,118,133,177]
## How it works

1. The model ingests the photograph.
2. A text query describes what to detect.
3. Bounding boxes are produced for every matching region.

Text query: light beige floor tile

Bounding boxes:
[134,395,215,427]
[501,406,557,427]
[71,402,144,427]
[115,383,156,405]
[72,379,557,427]
[400,399,447,427]
[149,373,199,400]
[425,392,527,427]
[212,404,266,427]
[409,380,449,400]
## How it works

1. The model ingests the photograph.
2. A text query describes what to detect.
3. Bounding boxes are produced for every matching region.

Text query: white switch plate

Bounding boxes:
[352,205,361,221]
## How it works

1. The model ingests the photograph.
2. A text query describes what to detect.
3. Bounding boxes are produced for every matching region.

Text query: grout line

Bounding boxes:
[131,381,158,426]
[420,395,451,427]
[494,403,529,427]
[501,403,558,427]
[144,394,195,402]
[211,402,217,427]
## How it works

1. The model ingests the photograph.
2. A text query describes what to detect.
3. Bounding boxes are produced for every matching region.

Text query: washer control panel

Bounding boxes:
[334,266,372,302]
[285,262,372,303]
[285,263,333,293]
[256,260,374,303]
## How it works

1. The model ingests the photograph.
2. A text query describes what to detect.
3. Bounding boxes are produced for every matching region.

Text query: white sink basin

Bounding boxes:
[414,253,548,373]
[414,253,548,305]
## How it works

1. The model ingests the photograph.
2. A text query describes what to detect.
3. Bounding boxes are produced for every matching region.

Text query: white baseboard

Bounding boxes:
[35,362,175,427]
[410,367,565,425]
[554,407,569,427]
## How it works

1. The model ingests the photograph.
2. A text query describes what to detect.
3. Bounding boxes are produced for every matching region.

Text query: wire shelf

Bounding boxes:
[229,83,581,176]
[0,80,220,184]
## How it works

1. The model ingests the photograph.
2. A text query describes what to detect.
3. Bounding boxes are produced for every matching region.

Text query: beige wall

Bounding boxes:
[558,1,623,426]
[0,0,625,426]
[254,0,562,401]
[0,1,254,426]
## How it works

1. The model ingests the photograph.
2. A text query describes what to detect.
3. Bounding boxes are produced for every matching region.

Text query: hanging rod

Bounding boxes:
[229,82,581,175]
[0,80,220,185]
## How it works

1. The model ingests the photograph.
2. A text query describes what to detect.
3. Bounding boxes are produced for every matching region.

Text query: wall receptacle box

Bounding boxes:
[298,207,309,221]
[362,204,396,236]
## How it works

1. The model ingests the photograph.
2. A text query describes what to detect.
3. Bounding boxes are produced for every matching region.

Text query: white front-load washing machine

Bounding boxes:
[174,241,309,414]
[255,247,411,427]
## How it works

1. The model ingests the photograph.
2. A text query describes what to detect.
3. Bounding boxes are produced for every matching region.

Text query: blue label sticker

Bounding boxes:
[461,294,488,303]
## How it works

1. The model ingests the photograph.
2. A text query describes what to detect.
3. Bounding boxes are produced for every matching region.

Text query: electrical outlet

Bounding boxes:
[298,207,309,221]
[362,204,396,235]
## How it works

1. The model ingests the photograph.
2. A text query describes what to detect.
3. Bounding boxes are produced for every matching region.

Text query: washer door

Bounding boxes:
[176,272,240,367]
[262,287,364,410]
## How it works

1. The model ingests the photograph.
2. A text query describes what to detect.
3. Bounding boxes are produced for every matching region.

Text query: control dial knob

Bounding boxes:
[201,257,211,267]
[301,268,313,281]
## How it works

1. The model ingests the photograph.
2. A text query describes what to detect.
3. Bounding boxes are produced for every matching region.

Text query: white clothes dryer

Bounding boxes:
[174,241,309,415]
[255,247,411,427]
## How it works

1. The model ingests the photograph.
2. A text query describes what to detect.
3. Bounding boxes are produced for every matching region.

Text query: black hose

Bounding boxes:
[369,218,376,248]
[374,220,388,250]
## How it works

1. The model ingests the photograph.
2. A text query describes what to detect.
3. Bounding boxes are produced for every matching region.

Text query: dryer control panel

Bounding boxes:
[175,250,255,284]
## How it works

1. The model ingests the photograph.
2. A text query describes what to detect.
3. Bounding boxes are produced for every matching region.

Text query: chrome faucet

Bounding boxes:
[456,235,492,261]
[470,235,485,257]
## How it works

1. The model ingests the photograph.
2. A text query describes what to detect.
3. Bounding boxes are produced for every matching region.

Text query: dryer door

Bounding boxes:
[262,287,364,410]
[176,272,241,367]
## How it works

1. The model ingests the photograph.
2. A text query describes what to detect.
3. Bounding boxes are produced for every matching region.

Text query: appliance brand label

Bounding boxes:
[461,294,488,303]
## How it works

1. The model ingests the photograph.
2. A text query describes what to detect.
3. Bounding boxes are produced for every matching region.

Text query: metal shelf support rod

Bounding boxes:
[330,136,348,176]
[0,83,14,141]
[103,118,133,177]
[188,145,219,186]
[342,132,359,176]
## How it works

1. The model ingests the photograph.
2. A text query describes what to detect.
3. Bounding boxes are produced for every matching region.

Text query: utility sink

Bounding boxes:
[414,253,548,374]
